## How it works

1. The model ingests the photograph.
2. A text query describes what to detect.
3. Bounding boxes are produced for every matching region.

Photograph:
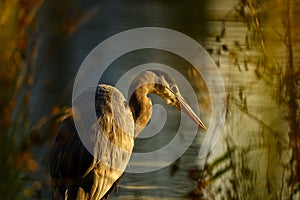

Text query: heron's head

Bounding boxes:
[130,70,207,130]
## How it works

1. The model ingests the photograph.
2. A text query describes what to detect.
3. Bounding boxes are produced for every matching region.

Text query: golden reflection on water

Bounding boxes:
[199,0,300,199]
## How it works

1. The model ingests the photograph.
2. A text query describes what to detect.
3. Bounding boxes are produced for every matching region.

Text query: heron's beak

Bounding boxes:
[176,94,207,130]
[165,87,207,130]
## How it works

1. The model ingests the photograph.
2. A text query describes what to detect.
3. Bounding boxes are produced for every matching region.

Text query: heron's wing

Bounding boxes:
[49,85,135,199]
[49,115,131,200]
[85,85,134,199]
[49,115,95,181]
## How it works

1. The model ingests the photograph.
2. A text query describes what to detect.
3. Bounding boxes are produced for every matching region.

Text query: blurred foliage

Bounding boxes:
[0,0,42,198]
[190,141,259,199]
[0,0,99,198]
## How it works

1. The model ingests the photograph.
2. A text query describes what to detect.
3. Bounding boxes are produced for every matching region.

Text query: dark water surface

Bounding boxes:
[31,1,210,199]
[30,0,300,199]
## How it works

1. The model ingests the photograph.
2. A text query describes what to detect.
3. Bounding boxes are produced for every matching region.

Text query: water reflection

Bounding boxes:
[32,1,209,199]
[30,0,300,199]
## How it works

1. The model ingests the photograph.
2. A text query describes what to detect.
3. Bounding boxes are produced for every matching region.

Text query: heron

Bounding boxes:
[49,70,207,200]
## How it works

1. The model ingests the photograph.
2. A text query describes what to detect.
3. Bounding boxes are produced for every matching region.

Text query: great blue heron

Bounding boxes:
[49,70,206,199]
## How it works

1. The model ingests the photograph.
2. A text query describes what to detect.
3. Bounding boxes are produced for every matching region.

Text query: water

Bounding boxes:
[30,0,300,199]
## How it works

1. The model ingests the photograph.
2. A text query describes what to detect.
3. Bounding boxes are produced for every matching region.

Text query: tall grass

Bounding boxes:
[192,0,300,199]
[0,0,99,198]
[0,0,42,198]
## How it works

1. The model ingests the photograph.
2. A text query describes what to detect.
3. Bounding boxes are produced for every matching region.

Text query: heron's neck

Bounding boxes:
[129,85,153,137]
